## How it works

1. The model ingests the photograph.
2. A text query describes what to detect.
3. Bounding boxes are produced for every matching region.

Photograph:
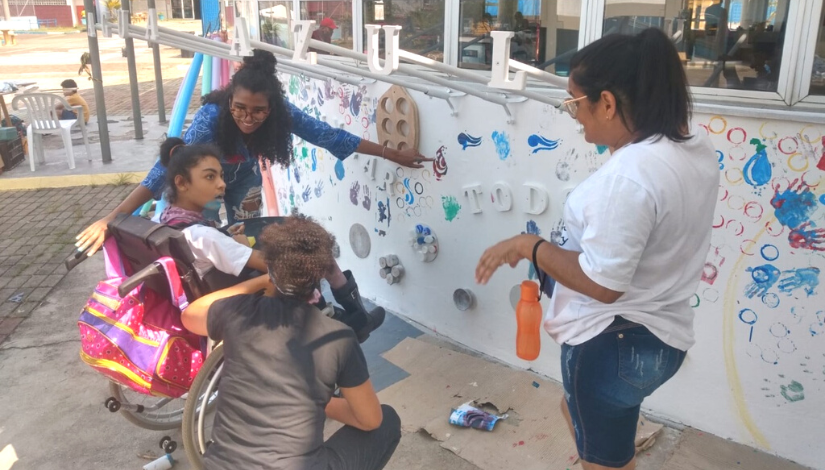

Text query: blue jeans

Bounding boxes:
[561,317,685,468]
[60,109,77,120]
[203,161,263,225]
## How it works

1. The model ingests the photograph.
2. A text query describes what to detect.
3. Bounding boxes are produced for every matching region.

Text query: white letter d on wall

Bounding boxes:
[365,25,401,76]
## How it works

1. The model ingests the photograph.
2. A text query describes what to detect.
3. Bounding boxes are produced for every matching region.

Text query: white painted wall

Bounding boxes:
[276,74,825,469]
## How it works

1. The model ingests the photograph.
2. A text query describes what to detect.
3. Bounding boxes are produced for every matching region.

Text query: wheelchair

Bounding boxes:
[68,213,340,467]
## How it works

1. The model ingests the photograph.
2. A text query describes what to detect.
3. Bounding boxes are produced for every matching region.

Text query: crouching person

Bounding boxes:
[182,215,401,470]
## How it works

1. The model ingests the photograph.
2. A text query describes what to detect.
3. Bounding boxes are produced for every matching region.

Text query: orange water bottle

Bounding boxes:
[516,281,542,361]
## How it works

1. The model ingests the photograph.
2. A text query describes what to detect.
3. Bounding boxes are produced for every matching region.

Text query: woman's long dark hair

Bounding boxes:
[569,28,692,143]
[203,49,293,167]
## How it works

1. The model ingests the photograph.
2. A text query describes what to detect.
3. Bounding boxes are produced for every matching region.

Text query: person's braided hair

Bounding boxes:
[202,49,293,168]
[258,214,336,300]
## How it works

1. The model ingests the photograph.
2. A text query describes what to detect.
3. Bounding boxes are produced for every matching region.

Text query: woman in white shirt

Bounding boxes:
[156,137,385,343]
[475,28,719,470]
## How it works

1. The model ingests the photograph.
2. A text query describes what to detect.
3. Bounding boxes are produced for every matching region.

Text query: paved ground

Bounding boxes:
[0,186,135,341]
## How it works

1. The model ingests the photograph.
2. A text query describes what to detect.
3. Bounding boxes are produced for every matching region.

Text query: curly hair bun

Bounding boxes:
[242,49,277,76]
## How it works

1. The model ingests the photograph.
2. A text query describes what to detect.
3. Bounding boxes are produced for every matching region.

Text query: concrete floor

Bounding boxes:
[0,247,693,470]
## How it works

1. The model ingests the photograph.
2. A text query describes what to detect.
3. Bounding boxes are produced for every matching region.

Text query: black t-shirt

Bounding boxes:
[204,294,370,470]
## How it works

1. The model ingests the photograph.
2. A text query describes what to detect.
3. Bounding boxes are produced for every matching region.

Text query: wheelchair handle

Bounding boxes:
[64,249,90,272]
[118,262,163,298]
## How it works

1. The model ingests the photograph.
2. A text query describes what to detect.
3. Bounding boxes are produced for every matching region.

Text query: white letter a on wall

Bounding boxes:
[365,25,401,76]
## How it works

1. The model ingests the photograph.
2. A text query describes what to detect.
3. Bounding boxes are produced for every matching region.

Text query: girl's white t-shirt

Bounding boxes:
[181,225,253,278]
[544,129,720,351]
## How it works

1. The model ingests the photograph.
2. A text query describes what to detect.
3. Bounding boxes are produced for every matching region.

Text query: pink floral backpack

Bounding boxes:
[78,237,204,398]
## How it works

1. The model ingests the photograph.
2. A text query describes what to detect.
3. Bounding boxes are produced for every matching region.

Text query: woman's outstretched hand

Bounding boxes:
[75,214,116,257]
[385,147,434,169]
[475,235,538,285]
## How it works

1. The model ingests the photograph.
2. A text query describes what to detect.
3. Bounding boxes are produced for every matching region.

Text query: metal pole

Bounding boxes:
[147,0,166,123]
[83,0,112,163]
[121,0,144,139]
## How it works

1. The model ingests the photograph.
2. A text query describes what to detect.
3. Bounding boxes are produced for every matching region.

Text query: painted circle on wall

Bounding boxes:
[760,244,779,261]
[349,223,371,259]
[761,293,780,309]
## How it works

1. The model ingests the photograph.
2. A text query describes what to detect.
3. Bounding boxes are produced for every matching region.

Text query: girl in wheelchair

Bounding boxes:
[181,215,401,470]
[157,137,384,342]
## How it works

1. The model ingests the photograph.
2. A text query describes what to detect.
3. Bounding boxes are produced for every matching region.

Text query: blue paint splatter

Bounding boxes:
[334,159,345,181]
[350,89,363,116]
[301,185,312,202]
[294,166,302,184]
[377,199,391,227]
[596,145,608,154]
[778,267,820,296]
[716,150,725,170]
[527,134,561,154]
[311,149,317,171]
[491,131,511,160]
[770,185,818,229]
[403,178,415,205]
[744,264,781,298]
[819,194,825,205]
[743,138,771,187]
[457,133,482,150]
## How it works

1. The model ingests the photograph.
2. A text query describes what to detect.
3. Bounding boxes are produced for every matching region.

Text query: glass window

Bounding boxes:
[259,1,293,47]
[457,0,581,76]
[602,0,790,92]
[810,4,825,95]
[300,0,355,50]
[363,0,446,61]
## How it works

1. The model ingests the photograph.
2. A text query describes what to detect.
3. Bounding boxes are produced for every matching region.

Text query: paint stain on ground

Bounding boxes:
[780,380,805,402]
[743,138,771,187]
[334,159,346,181]
[434,145,448,180]
[527,134,560,154]
[457,132,482,150]
[491,131,511,160]
[596,145,609,154]
[442,196,461,222]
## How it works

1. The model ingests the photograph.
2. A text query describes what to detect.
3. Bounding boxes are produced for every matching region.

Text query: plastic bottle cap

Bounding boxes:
[520,281,539,301]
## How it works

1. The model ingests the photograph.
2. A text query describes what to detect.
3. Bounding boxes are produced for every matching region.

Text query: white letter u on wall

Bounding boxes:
[365,25,401,76]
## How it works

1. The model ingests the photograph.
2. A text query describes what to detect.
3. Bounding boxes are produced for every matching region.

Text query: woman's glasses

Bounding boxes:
[229,105,270,123]
[558,95,587,119]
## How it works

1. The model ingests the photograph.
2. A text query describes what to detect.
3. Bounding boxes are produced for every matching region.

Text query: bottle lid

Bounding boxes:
[520,280,539,301]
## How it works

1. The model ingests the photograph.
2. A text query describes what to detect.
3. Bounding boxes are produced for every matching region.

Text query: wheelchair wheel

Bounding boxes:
[182,343,224,470]
[108,381,187,431]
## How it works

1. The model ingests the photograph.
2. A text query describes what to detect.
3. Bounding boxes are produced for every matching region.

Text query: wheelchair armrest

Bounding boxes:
[118,262,163,298]
[64,249,89,272]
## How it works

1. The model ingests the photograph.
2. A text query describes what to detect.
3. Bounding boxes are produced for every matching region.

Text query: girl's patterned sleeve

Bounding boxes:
[288,102,361,160]
[184,104,220,145]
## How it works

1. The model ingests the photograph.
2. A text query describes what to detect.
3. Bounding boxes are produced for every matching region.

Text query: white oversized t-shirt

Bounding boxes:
[181,225,253,279]
[544,129,719,351]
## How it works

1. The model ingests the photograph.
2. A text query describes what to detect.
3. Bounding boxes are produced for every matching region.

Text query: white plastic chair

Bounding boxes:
[11,92,92,171]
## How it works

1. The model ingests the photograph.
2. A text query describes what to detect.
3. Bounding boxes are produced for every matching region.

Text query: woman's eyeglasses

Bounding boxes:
[229,105,270,123]
[558,95,587,119]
